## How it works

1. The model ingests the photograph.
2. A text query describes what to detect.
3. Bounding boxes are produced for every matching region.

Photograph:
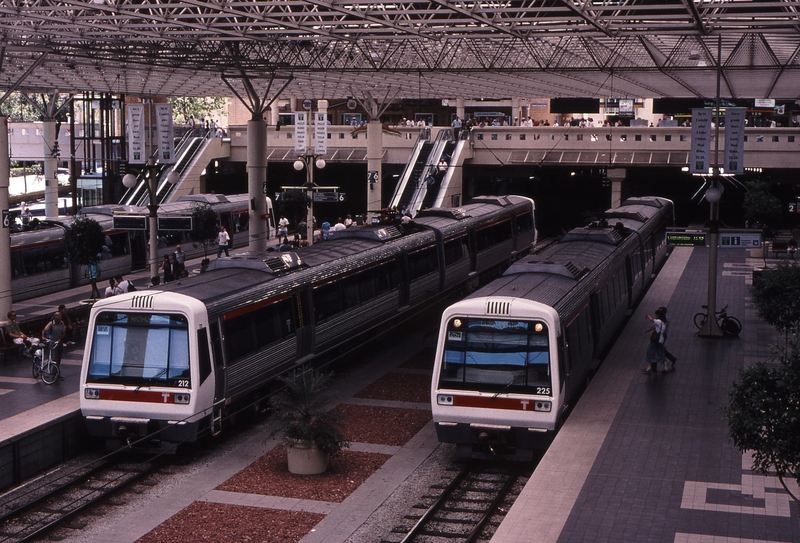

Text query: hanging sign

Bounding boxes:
[126,104,146,164]
[155,104,176,164]
[690,109,711,174]
[295,112,307,154]
[314,112,327,155]
[724,108,745,174]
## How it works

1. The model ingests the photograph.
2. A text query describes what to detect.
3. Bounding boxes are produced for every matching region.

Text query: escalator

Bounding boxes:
[119,130,206,206]
[419,140,456,210]
[389,135,434,212]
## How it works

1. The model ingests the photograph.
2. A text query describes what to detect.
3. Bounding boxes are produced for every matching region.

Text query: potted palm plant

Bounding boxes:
[271,370,349,475]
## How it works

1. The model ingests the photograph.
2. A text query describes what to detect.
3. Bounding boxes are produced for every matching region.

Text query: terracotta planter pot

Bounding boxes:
[286,440,329,475]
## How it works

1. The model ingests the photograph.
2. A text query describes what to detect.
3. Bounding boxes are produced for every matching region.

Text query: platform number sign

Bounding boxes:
[2,209,8,229]
[789,202,798,214]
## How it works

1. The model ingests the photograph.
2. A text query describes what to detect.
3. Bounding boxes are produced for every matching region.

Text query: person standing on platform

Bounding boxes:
[277,215,289,239]
[42,311,67,376]
[321,219,331,241]
[643,308,668,374]
[217,226,230,257]
[658,306,677,368]
[173,244,186,275]
[54,304,74,345]
[161,255,174,283]
[86,256,102,299]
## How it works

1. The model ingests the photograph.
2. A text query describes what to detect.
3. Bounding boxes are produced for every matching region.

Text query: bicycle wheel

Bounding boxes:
[721,317,742,336]
[31,359,41,379]
[40,363,60,385]
[693,312,707,330]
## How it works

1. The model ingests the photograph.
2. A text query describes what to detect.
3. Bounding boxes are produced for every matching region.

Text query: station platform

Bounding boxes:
[492,246,800,543]
[3,244,800,543]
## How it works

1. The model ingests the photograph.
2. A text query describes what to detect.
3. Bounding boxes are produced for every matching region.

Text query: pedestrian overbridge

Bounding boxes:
[230,124,800,170]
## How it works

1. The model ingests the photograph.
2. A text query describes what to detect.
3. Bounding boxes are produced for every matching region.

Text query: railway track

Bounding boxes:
[0,451,168,543]
[385,461,532,543]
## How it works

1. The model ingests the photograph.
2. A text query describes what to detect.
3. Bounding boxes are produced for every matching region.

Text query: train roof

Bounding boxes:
[147,197,534,315]
[463,196,672,316]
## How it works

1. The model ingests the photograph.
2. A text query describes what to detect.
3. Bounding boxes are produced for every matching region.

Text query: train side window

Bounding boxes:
[342,275,361,309]
[197,328,211,385]
[475,220,513,252]
[357,269,378,302]
[314,282,343,322]
[443,237,467,266]
[224,298,295,361]
[408,246,438,281]
[377,260,398,294]
[516,211,534,234]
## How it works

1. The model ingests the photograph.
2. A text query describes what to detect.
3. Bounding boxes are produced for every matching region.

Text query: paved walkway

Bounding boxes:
[492,246,800,543]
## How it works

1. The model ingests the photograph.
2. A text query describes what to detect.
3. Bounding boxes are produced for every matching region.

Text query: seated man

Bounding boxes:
[6,310,39,356]
[788,235,798,259]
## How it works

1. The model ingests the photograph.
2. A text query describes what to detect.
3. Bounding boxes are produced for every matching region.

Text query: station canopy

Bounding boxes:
[0,0,799,102]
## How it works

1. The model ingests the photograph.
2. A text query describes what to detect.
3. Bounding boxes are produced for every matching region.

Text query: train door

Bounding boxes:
[209,322,226,401]
[208,320,226,435]
[294,289,314,358]
[129,231,147,270]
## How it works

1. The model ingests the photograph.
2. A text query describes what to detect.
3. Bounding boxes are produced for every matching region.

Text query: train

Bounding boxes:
[9,193,271,302]
[430,196,674,461]
[79,195,537,451]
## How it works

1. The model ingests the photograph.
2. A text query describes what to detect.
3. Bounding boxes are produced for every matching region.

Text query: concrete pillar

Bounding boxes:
[456,98,465,122]
[43,120,58,217]
[511,97,520,125]
[270,104,280,126]
[366,120,383,223]
[0,116,10,321]
[248,118,268,252]
[607,168,626,209]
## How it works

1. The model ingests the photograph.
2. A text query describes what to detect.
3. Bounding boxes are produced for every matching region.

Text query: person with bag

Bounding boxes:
[643,307,668,374]
[658,306,677,369]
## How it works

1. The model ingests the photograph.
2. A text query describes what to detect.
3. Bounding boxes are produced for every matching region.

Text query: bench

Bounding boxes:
[771,241,788,258]
[0,328,24,362]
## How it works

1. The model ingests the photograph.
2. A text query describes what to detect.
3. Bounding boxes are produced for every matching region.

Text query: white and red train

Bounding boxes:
[79,196,537,451]
[431,196,674,460]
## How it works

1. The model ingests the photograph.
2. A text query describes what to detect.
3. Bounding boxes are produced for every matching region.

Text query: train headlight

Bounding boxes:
[452,319,462,328]
[534,401,551,412]
[173,393,191,405]
[84,388,101,400]
[437,394,454,405]
[534,323,544,332]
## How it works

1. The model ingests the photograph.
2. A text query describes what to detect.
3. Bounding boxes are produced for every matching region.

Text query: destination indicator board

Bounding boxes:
[667,232,707,247]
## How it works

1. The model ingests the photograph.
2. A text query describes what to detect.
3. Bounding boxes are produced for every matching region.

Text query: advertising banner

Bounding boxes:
[295,112,307,154]
[155,104,176,164]
[724,108,745,174]
[126,104,145,164]
[314,112,327,155]
[690,108,711,174]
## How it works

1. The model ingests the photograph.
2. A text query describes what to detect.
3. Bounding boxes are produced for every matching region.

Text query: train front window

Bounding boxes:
[439,318,552,395]
[87,312,191,387]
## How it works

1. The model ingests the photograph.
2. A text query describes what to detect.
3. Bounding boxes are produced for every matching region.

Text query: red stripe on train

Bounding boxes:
[100,390,174,403]
[453,395,540,411]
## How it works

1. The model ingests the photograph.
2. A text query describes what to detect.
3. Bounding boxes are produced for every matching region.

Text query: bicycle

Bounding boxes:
[32,341,61,385]
[693,304,742,336]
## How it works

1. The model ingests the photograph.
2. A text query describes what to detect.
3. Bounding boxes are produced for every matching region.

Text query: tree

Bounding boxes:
[750,262,800,353]
[724,347,800,508]
[743,179,781,233]
[62,215,104,265]
[189,203,218,260]
[168,96,228,124]
[275,190,310,231]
